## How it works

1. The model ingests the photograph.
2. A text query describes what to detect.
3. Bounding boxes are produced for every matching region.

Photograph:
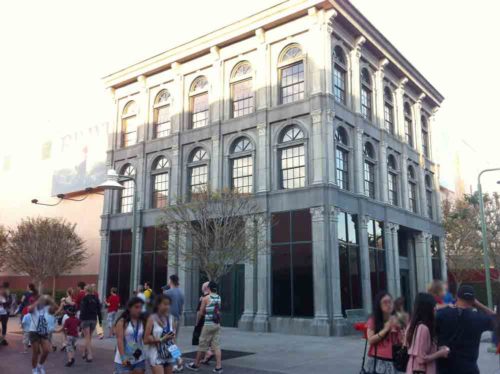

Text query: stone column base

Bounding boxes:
[183,311,197,326]
[238,314,255,331]
[253,314,270,332]
[312,317,331,336]
[332,317,348,337]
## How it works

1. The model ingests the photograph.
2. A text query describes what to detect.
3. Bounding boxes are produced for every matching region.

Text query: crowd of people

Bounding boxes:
[0,276,223,374]
[363,280,497,374]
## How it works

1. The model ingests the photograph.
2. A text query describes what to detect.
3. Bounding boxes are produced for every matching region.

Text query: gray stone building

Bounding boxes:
[98,0,446,336]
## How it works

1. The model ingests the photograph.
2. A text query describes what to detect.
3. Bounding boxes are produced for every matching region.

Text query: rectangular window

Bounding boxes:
[232,79,254,118]
[122,117,137,147]
[361,87,372,120]
[189,164,208,195]
[364,161,375,198]
[426,190,433,219]
[431,237,442,280]
[192,93,209,129]
[155,105,171,138]
[152,172,169,208]
[405,119,414,147]
[388,173,398,206]
[333,66,346,104]
[232,156,253,194]
[384,104,394,134]
[271,210,313,317]
[336,148,349,190]
[422,130,429,157]
[120,180,134,213]
[408,182,417,213]
[107,230,133,302]
[142,226,169,293]
[338,211,362,314]
[281,145,305,189]
[280,62,305,104]
[368,220,386,301]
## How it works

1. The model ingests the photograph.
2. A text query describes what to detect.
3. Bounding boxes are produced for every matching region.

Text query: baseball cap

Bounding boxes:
[457,285,475,301]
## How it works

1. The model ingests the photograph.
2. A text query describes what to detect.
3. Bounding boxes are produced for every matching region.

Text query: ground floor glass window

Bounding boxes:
[368,220,386,300]
[141,226,169,294]
[107,230,132,302]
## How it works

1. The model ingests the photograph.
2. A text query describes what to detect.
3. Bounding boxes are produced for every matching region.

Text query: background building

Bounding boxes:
[98,0,446,336]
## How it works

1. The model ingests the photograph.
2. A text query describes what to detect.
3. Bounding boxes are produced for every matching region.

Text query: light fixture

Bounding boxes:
[98,169,125,191]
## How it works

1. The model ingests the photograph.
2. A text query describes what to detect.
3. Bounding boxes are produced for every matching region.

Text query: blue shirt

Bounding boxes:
[164,287,184,319]
[21,314,32,332]
[436,307,494,374]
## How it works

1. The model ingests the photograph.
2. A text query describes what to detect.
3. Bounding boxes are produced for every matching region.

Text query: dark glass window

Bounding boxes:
[384,87,394,134]
[154,90,171,138]
[188,148,209,198]
[141,226,169,294]
[338,211,362,313]
[231,137,254,194]
[335,127,349,190]
[409,182,417,213]
[421,116,429,157]
[280,62,305,104]
[152,157,170,209]
[279,126,306,189]
[333,46,347,104]
[107,230,133,302]
[364,161,375,198]
[368,220,386,300]
[190,77,209,129]
[431,237,442,280]
[426,175,433,219]
[360,69,372,121]
[271,210,314,317]
[119,165,136,213]
[387,155,398,206]
[404,103,414,147]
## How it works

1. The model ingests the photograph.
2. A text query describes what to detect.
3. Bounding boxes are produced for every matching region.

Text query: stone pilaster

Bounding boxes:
[379,141,388,203]
[255,28,269,111]
[329,206,347,336]
[384,222,396,296]
[171,62,183,133]
[97,229,110,300]
[354,127,364,194]
[326,111,336,185]
[391,224,401,297]
[310,206,331,335]
[311,111,327,184]
[211,136,220,190]
[439,236,448,282]
[349,36,366,114]
[413,94,425,154]
[415,233,431,291]
[239,218,257,330]
[209,46,222,123]
[374,59,389,129]
[136,75,148,143]
[394,78,408,139]
[358,215,372,315]
[256,123,269,193]
[254,214,270,332]
[401,149,409,210]
[419,167,428,218]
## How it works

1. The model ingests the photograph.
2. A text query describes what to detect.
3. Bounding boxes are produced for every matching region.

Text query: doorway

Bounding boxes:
[400,269,411,312]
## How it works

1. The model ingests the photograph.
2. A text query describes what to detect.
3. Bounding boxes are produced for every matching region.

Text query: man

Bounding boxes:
[164,275,185,372]
[436,284,495,374]
[74,281,86,312]
[186,281,222,373]
[143,281,153,307]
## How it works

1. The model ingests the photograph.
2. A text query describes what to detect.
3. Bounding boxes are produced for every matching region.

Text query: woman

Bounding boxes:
[427,281,447,310]
[144,295,177,374]
[406,293,449,373]
[27,295,58,374]
[114,297,147,373]
[365,291,403,374]
[79,284,102,362]
[57,288,76,350]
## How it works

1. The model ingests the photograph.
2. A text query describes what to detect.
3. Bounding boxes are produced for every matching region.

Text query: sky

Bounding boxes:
[0,0,499,193]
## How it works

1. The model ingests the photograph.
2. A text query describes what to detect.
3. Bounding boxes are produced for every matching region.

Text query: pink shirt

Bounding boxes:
[367,317,401,360]
[406,324,437,374]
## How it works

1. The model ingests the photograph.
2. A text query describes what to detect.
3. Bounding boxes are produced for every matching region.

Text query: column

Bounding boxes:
[211,135,220,190]
[97,228,110,300]
[407,238,418,302]
[310,207,331,336]
[256,123,269,192]
[384,222,396,296]
[326,110,336,184]
[379,141,388,203]
[391,224,401,297]
[425,234,433,282]
[413,93,426,155]
[136,75,149,143]
[419,167,428,218]
[439,236,448,282]
[394,78,408,139]
[209,46,222,124]
[329,206,347,336]
[415,233,429,291]
[254,214,270,332]
[178,229,195,324]
[255,28,269,111]
[348,36,366,114]
[239,218,257,330]
[167,225,180,277]
[374,59,389,129]
[171,62,184,133]
[359,216,373,315]
[311,111,327,184]
[354,127,364,194]
[307,7,323,96]
[400,148,409,210]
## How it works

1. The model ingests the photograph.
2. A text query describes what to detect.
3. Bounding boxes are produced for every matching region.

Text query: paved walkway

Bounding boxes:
[1,318,499,373]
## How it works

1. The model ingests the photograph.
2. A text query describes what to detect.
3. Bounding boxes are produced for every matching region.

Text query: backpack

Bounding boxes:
[212,300,221,325]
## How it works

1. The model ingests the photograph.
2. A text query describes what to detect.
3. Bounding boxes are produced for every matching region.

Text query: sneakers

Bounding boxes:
[185,363,200,372]
[32,369,38,374]
[65,358,75,367]
[173,365,184,372]
[213,368,223,373]
[37,365,46,374]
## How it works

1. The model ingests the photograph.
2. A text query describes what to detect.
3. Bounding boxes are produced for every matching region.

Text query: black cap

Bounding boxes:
[457,285,475,301]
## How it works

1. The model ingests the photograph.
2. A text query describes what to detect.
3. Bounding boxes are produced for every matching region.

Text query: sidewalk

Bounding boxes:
[4,318,500,373]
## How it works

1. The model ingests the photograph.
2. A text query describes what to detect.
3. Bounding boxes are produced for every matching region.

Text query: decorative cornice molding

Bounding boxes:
[210,46,220,60]
[137,75,147,88]
[397,77,408,90]
[255,28,265,44]
[378,58,389,72]
[310,206,325,221]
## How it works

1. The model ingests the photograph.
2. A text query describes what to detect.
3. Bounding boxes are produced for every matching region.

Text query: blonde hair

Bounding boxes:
[427,280,445,297]
[86,284,96,294]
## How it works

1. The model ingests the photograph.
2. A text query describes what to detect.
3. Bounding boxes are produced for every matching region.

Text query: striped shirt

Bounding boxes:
[204,294,221,326]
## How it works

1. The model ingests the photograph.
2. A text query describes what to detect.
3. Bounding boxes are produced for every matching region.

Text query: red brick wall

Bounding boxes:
[0,274,98,292]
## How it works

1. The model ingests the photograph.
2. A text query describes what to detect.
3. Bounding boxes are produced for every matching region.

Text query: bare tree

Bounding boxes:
[158,188,267,281]
[483,192,500,284]
[0,226,7,272]
[0,217,88,296]
[442,196,483,286]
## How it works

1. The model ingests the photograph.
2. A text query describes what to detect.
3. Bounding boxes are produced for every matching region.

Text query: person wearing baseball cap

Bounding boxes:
[436,284,495,374]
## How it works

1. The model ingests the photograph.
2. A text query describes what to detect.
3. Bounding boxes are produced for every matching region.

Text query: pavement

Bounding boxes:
[1,317,500,373]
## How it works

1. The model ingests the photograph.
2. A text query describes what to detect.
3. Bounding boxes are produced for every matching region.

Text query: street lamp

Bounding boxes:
[477,167,500,309]
[98,169,139,296]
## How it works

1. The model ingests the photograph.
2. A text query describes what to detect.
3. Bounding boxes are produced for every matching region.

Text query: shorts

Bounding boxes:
[66,336,77,352]
[81,320,97,333]
[198,324,221,352]
[114,360,146,373]
[29,332,49,343]
[107,311,117,327]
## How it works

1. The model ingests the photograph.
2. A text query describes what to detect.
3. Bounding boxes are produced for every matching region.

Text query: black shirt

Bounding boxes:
[436,306,494,374]
[79,294,102,323]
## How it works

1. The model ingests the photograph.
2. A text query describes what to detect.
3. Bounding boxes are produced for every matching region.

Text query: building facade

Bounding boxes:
[99,0,446,336]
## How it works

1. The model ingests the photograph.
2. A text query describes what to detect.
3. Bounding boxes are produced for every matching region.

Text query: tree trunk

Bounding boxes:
[37,280,43,295]
[52,276,56,299]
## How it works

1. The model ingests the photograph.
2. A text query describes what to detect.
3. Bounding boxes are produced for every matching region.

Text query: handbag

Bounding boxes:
[392,344,409,371]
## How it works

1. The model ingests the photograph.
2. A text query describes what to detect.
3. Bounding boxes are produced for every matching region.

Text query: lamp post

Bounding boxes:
[98,169,139,296]
[477,167,500,309]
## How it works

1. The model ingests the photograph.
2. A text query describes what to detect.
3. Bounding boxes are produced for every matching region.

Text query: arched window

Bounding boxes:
[387,154,398,206]
[279,125,305,189]
[363,141,376,198]
[404,102,414,147]
[153,90,171,138]
[279,45,305,104]
[425,174,434,219]
[335,127,349,190]
[230,137,254,193]
[121,101,138,147]
[360,68,372,121]
[231,62,254,118]
[333,46,347,104]
[190,76,209,129]
[384,87,395,134]
[421,115,430,158]
[188,147,209,197]
[119,164,136,213]
[407,165,417,213]
[151,156,170,208]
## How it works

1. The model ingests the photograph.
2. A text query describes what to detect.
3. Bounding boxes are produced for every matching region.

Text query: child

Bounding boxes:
[21,312,32,353]
[62,307,80,367]
[105,287,120,338]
